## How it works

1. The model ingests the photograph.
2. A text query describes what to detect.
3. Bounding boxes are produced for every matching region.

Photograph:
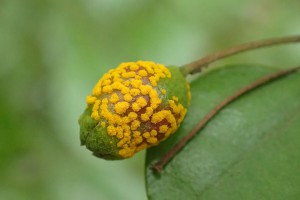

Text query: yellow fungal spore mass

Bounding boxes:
[86,61,188,158]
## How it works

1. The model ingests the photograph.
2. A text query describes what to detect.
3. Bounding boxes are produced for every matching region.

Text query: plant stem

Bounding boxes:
[180,35,300,76]
[153,65,300,173]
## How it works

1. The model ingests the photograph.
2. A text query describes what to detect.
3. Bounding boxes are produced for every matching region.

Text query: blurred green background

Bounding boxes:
[0,0,299,199]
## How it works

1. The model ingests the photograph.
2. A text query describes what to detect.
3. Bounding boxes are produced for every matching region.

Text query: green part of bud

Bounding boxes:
[158,66,190,109]
[79,107,122,160]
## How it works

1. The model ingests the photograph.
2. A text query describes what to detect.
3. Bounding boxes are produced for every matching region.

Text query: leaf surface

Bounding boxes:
[145,65,300,200]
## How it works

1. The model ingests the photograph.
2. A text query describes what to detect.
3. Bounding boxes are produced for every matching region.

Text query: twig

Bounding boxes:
[181,35,300,76]
[153,65,300,173]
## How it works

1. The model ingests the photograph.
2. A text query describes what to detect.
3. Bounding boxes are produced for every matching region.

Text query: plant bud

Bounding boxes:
[79,61,191,159]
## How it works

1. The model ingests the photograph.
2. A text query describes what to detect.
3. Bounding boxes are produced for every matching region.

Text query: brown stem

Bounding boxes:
[153,65,300,173]
[181,35,300,76]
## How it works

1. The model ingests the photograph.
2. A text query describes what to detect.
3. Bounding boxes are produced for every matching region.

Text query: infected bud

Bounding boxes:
[79,61,191,159]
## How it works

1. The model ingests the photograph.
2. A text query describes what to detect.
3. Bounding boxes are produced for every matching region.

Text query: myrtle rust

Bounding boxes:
[85,61,190,158]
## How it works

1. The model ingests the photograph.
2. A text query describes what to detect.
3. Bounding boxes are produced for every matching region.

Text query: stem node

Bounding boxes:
[182,35,300,75]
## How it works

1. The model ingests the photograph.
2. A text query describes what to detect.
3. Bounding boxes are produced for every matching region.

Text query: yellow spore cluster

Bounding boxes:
[86,61,188,158]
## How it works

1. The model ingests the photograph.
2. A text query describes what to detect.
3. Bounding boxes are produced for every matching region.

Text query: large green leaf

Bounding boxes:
[145,65,300,200]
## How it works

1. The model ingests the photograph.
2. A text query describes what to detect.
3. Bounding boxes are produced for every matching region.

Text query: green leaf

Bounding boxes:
[145,65,300,200]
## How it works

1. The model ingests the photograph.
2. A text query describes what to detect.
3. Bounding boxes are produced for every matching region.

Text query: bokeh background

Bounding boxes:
[1,0,299,199]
